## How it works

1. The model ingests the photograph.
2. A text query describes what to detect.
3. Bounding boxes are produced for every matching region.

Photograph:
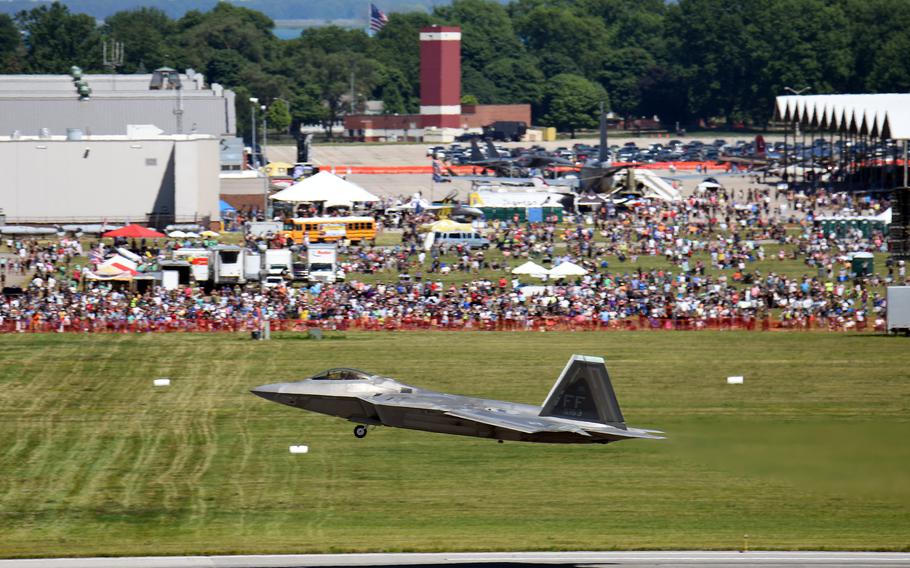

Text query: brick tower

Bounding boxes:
[419,25,461,129]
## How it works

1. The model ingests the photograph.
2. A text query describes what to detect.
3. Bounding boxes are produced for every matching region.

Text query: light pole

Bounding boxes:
[249,97,259,168]
[783,87,810,139]
[784,86,811,96]
[261,104,270,219]
[261,104,268,165]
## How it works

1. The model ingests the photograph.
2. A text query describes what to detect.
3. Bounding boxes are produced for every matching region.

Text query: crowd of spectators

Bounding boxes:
[1,183,901,333]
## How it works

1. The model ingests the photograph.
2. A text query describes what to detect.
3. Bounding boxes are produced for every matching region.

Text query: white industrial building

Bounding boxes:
[0,128,221,226]
[0,69,236,137]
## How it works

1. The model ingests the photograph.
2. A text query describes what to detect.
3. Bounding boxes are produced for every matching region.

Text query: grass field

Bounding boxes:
[0,331,908,558]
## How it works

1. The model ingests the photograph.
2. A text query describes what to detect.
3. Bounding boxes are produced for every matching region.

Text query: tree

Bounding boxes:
[16,1,102,73]
[0,14,24,72]
[866,34,910,93]
[434,0,524,72]
[596,47,655,119]
[483,56,545,105]
[512,4,612,79]
[539,74,607,137]
[267,99,292,134]
[375,67,413,114]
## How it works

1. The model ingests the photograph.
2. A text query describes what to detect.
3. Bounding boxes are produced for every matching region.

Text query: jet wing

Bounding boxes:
[444,408,591,436]
[361,393,450,411]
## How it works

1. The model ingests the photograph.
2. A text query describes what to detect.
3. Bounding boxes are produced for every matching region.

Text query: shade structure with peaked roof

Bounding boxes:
[271,171,380,204]
[511,260,549,276]
[774,93,910,140]
[548,261,588,277]
[102,224,165,238]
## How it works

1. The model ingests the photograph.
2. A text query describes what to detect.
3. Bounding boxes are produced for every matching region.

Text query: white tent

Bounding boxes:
[511,261,549,276]
[548,261,588,277]
[271,171,380,204]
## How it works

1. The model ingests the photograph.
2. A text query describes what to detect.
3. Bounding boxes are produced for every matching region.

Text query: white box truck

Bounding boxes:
[264,249,293,276]
[244,253,261,281]
[212,245,246,285]
[886,286,910,334]
[307,243,338,283]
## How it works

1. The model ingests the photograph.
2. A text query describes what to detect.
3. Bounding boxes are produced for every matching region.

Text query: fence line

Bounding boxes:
[0,315,882,334]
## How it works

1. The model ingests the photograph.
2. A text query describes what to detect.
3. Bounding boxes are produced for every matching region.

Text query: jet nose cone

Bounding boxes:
[250,382,286,402]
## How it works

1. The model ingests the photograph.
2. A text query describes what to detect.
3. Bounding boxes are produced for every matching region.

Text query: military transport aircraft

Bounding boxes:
[251,355,663,444]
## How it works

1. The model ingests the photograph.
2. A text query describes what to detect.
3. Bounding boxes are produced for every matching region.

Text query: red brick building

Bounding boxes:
[344,25,532,142]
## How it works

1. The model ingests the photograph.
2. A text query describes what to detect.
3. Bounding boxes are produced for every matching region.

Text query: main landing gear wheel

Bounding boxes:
[353,425,368,438]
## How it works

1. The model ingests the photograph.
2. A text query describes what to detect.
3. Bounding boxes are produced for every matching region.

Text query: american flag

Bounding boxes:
[370,3,388,32]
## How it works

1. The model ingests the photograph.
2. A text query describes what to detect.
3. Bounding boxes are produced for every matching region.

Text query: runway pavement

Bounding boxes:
[2,551,909,568]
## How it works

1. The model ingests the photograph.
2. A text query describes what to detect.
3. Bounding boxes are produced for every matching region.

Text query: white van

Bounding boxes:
[432,231,490,249]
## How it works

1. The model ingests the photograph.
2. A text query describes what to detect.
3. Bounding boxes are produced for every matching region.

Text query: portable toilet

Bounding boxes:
[851,252,874,277]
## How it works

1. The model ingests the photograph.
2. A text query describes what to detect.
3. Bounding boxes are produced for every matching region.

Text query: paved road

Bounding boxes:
[2,551,908,568]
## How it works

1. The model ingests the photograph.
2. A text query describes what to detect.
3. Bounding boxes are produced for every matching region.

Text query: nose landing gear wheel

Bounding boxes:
[353,425,368,438]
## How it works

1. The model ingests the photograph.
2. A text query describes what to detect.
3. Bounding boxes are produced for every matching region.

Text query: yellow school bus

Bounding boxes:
[280,216,377,244]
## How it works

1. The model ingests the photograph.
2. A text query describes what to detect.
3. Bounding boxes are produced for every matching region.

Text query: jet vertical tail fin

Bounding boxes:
[470,139,485,162]
[539,355,625,427]
[485,140,499,160]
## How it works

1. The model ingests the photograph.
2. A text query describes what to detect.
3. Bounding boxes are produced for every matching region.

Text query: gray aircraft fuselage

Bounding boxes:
[251,359,663,444]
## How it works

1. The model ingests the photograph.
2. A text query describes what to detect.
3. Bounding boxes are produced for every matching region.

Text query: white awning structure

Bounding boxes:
[271,171,380,203]
[774,94,910,140]
[548,261,588,277]
[511,261,549,276]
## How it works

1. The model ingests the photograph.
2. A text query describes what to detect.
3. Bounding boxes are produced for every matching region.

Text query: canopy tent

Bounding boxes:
[219,199,236,214]
[271,171,380,204]
[93,254,139,277]
[696,177,723,192]
[774,94,910,140]
[511,260,549,276]
[548,261,588,277]
[102,224,165,238]
[421,219,474,233]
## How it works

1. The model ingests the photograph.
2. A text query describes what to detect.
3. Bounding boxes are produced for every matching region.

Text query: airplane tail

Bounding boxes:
[470,139,485,162]
[485,140,499,159]
[539,355,625,427]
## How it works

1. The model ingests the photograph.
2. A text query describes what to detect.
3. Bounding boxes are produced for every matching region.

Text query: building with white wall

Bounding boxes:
[0,132,221,226]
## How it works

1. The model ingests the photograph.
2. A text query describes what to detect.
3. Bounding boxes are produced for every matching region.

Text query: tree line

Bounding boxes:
[2,0,909,139]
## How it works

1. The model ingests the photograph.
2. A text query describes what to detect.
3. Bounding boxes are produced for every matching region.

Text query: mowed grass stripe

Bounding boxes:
[0,331,907,557]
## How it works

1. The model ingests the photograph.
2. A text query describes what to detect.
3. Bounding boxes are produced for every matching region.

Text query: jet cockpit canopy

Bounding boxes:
[310,368,372,381]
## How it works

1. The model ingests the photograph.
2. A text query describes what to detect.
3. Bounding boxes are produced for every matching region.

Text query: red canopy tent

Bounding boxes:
[102,224,166,238]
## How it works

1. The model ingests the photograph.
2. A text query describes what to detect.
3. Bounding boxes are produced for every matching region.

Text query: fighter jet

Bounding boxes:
[251,355,663,444]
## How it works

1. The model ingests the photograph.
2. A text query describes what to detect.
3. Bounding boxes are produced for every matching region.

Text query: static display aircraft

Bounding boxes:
[251,355,663,444]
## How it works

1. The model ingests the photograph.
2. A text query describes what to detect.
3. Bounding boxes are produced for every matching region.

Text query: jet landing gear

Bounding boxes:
[353,425,368,438]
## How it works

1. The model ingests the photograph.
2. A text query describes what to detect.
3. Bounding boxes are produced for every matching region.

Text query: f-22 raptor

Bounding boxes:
[251,355,663,444]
